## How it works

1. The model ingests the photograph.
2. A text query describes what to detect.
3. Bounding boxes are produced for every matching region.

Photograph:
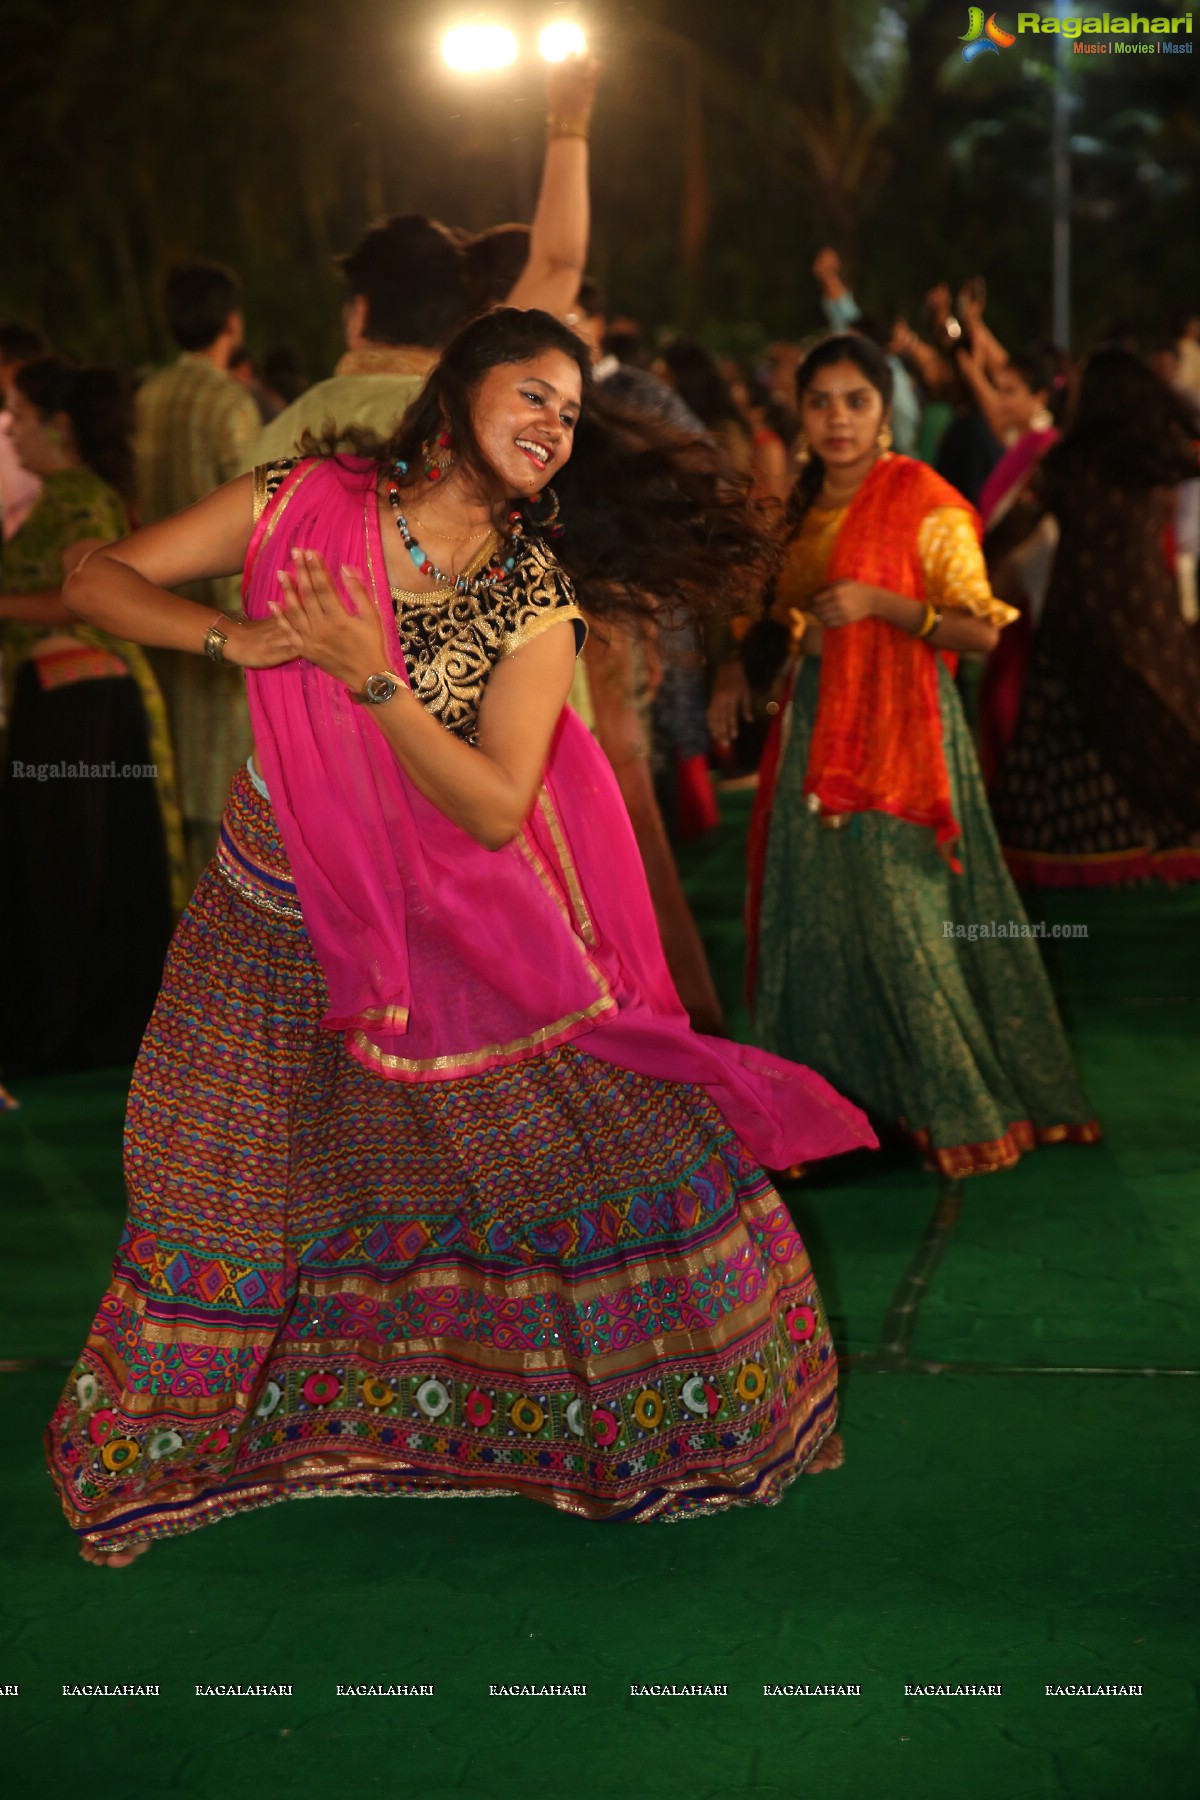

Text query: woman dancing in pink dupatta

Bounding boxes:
[50,310,873,1566]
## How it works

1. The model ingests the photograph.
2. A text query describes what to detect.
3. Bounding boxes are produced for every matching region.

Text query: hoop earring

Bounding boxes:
[532,485,561,533]
[876,422,893,453]
[421,430,455,482]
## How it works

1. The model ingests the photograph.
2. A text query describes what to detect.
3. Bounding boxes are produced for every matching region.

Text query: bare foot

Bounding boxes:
[804,1431,845,1474]
[79,1539,151,1568]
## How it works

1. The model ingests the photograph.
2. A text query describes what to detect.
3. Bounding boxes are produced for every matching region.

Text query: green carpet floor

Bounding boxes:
[1,790,1197,1799]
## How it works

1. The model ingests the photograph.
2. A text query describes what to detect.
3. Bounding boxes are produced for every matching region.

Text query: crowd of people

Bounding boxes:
[1,56,1198,1562]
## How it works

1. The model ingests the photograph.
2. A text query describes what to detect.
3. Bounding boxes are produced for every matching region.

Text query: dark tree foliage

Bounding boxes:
[0,0,1194,370]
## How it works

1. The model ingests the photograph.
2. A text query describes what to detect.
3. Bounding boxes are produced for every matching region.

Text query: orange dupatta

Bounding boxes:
[803,454,976,861]
[745,456,977,1005]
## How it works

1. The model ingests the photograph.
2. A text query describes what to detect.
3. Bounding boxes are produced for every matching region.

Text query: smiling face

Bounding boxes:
[467,349,583,498]
[799,358,887,470]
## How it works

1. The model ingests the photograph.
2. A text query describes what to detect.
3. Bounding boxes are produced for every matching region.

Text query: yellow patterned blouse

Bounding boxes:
[772,500,1019,635]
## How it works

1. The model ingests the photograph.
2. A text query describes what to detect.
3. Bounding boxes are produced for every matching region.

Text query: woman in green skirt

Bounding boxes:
[711,335,1099,1177]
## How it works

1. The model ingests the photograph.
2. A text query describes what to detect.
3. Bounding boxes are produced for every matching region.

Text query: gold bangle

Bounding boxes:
[915,602,940,640]
[547,115,589,140]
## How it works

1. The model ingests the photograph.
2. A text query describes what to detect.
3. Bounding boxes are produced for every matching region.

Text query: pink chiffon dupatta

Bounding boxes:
[243,458,874,1169]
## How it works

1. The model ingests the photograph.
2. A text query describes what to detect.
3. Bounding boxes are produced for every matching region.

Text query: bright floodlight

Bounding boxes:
[539,21,587,61]
[442,24,518,72]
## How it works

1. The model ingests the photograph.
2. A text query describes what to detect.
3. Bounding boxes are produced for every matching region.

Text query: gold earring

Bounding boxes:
[877,422,893,452]
[795,433,812,466]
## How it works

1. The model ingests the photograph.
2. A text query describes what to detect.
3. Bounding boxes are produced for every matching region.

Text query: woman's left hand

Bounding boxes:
[270,550,387,691]
[809,580,878,628]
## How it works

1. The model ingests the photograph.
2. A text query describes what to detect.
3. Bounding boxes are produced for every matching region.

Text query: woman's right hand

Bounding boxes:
[707,659,754,749]
[223,615,299,670]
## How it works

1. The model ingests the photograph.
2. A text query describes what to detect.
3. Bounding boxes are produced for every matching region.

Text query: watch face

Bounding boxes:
[364,673,399,704]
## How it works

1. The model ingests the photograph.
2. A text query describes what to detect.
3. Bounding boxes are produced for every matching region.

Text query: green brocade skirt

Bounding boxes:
[756,661,1100,1177]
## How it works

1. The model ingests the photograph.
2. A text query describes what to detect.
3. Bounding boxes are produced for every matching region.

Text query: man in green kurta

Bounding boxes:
[135,261,260,885]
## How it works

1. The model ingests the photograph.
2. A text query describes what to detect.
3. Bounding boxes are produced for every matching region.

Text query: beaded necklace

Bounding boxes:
[385,460,522,598]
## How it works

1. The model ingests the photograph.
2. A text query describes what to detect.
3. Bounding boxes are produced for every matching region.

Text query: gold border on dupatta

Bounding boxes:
[351,485,614,1076]
[535,790,596,945]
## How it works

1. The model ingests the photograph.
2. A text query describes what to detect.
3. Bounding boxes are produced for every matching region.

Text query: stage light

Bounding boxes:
[538,21,587,62]
[442,23,519,72]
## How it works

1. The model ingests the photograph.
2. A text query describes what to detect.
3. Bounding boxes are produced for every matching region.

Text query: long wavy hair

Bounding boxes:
[319,308,777,623]
[1044,347,1199,490]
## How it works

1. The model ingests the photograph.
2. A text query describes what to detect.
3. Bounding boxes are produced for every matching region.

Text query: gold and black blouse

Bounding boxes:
[254,459,586,743]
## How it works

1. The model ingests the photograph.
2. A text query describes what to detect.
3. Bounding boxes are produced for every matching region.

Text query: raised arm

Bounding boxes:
[959,283,1007,380]
[812,247,861,332]
[63,474,293,668]
[504,56,599,318]
[955,345,1008,443]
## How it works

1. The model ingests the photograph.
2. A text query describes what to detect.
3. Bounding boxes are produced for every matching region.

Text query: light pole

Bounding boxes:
[1051,10,1072,347]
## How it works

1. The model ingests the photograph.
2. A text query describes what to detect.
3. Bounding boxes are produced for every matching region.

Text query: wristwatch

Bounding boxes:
[204,621,229,663]
[351,670,403,706]
[204,616,246,663]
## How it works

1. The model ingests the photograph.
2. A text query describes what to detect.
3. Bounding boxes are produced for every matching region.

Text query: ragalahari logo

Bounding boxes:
[961,7,1017,58]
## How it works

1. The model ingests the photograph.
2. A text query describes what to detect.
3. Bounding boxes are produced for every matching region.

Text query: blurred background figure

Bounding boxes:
[715,334,1097,1178]
[248,215,466,460]
[0,322,48,544]
[135,259,260,886]
[974,344,1064,785]
[567,279,726,1032]
[1170,304,1200,407]
[260,345,309,416]
[226,344,275,423]
[1148,331,1200,626]
[812,247,921,457]
[987,348,1200,885]
[656,337,753,472]
[0,355,181,1075]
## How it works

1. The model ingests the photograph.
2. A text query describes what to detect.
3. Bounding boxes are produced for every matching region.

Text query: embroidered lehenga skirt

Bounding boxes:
[46,765,837,1550]
[755,662,1101,1179]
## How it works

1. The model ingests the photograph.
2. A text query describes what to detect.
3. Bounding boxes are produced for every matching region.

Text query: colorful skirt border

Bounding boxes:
[906,1117,1103,1180]
[1003,844,1200,888]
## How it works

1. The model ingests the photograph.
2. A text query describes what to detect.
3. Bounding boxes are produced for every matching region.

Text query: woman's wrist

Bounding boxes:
[914,602,943,641]
[204,615,252,664]
[871,589,932,633]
